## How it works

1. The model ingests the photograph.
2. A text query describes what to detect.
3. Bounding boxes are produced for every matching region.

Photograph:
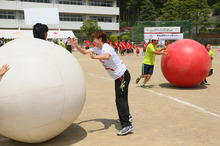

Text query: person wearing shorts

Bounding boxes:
[201,43,214,85]
[114,40,119,53]
[135,36,168,88]
[121,40,126,56]
[84,38,90,49]
[142,64,154,75]
[136,44,140,56]
[142,41,147,56]
[65,37,72,53]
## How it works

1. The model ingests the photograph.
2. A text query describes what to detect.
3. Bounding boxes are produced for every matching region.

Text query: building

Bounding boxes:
[0,0,119,35]
[119,27,132,34]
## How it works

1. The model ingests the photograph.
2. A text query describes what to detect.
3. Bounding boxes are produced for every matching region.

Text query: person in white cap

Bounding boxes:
[135,36,169,88]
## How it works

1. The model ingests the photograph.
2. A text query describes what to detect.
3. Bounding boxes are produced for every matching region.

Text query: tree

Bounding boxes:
[161,0,211,40]
[213,1,220,16]
[150,0,168,17]
[109,35,118,43]
[118,0,146,26]
[139,0,157,21]
[80,19,102,41]
[120,22,128,28]
[207,0,218,6]
[161,0,181,21]
[184,0,211,40]
[121,35,130,41]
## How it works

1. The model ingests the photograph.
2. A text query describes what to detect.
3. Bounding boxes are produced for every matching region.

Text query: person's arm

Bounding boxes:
[158,46,167,52]
[0,64,10,76]
[152,50,169,56]
[210,53,214,60]
[70,40,92,55]
[89,53,110,60]
[152,45,168,55]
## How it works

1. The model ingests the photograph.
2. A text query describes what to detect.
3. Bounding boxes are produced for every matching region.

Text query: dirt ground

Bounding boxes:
[1,46,220,146]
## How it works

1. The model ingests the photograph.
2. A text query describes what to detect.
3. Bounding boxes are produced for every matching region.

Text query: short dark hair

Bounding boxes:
[33,23,48,40]
[204,43,210,47]
[92,30,107,43]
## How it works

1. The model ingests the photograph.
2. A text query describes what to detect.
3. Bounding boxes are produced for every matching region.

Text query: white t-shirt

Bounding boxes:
[90,43,126,80]
[66,40,71,46]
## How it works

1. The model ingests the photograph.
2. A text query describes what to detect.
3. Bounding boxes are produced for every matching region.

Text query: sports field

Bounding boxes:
[0,47,220,146]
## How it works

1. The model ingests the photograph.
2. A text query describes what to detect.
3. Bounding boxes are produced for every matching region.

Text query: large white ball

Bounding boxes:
[0,38,86,143]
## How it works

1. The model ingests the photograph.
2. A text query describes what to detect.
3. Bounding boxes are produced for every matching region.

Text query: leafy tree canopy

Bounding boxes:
[80,19,102,41]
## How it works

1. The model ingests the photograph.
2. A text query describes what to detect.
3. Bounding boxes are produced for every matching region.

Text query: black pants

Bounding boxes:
[66,45,72,53]
[115,70,131,128]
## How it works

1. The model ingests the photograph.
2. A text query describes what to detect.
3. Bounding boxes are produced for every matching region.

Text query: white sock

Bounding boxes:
[141,83,145,86]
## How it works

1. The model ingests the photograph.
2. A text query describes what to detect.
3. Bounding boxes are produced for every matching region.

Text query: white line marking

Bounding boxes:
[85,72,220,118]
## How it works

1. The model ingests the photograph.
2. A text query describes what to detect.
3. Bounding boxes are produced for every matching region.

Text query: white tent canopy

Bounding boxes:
[0,30,75,39]
[47,31,75,39]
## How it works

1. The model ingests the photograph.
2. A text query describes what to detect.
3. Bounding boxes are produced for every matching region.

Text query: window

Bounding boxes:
[90,16,112,22]
[57,0,83,5]
[106,32,112,36]
[19,11,24,19]
[20,0,51,3]
[88,0,113,7]
[0,11,16,19]
[73,30,81,34]
[60,14,84,21]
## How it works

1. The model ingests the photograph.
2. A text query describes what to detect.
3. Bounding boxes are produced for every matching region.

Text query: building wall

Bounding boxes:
[0,0,119,34]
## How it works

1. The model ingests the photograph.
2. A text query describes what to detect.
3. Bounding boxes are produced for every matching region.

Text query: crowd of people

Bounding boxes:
[83,37,164,57]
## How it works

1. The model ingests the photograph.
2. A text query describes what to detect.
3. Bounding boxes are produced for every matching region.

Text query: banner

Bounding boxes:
[144,33,183,40]
[24,8,59,25]
[144,27,180,34]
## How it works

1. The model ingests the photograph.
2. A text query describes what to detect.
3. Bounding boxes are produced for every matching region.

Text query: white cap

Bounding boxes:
[151,36,159,40]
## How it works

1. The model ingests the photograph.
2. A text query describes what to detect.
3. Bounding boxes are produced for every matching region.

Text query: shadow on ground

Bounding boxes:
[0,124,87,146]
[159,82,208,90]
[77,118,121,133]
[136,85,155,89]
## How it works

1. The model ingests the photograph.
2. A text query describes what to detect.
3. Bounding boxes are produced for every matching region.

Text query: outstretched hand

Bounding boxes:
[0,64,10,76]
[164,52,169,56]
[88,52,96,59]
[69,39,77,48]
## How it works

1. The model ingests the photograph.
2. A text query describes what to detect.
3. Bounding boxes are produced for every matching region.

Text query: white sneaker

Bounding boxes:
[117,126,134,136]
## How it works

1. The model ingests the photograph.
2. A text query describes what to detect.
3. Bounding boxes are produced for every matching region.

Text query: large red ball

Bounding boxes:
[161,39,210,87]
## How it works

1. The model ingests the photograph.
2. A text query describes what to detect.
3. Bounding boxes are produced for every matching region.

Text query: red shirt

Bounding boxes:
[118,43,122,50]
[84,40,90,47]
[165,42,168,46]
[142,43,147,50]
[136,45,140,52]
[92,42,95,47]
[114,42,119,48]
[121,42,126,49]
[126,42,131,50]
